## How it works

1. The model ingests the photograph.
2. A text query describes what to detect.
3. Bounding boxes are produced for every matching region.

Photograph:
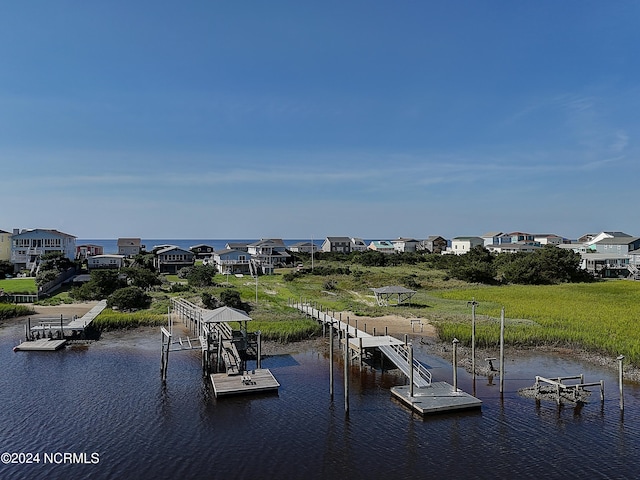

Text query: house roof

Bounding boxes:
[481,231,503,237]
[156,246,193,255]
[117,238,141,246]
[189,244,214,249]
[13,228,76,238]
[201,306,252,323]
[392,237,418,243]
[594,237,640,245]
[371,286,416,294]
[249,238,286,247]
[453,236,484,241]
[325,236,352,242]
[425,235,446,241]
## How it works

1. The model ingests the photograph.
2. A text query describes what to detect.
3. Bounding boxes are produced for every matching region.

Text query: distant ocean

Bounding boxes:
[76,239,317,254]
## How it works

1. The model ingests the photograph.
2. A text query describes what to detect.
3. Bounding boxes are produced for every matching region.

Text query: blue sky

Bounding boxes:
[1,1,638,240]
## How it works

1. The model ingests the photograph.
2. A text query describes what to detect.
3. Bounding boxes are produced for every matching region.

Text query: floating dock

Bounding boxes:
[210,369,280,397]
[391,382,482,415]
[13,339,67,351]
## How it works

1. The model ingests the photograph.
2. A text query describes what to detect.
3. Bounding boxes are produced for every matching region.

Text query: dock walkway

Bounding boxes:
[295,302,432,387]
[14,300,108,352]
[294,301,482,415]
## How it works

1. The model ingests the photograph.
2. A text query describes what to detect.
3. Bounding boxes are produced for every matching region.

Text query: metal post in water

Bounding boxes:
[618,355,625,411]
[499,306,505,394]
[452,338,459,391]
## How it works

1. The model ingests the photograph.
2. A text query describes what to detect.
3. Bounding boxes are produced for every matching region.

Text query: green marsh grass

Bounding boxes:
[432,281,640,365]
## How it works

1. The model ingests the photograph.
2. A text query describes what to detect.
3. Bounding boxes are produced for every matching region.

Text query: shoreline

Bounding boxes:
[3,302,639,382]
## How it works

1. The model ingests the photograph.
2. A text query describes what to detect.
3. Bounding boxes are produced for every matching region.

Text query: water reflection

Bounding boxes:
[2,325,640,479]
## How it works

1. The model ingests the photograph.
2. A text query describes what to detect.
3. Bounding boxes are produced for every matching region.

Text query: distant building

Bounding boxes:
[368,240,395,254]
[447,236,484,255]
[76,244,104,260]
[322,237,352,253]
[0,229,11,262]
[88,254,125,270]
[391,237,419,253]
[350,238,368,252]
[288,242,318,254]
[247,239,291,274]
[153,246,195,274]
[213,249,250,275]
[11,228,76,273]
[190,244,215,260]
[418,236,448,254]
[118,238,144,257]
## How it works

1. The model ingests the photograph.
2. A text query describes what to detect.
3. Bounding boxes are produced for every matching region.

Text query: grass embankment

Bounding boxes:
[92,309,167,330]
[0,278,37,294]
[0,303,35,320]
[431,281,640,365]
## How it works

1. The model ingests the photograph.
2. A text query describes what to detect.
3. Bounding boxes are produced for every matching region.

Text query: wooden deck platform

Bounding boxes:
[391,382,482,415]
[210,369,280,397]
[13,339,67,351]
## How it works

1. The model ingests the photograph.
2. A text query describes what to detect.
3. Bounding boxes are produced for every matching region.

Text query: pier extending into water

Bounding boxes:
[13,300,108,352]
[162,297,279,397]
[293,299,482,415]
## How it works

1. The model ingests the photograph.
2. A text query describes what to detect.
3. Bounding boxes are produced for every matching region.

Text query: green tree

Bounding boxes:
[71,270,127,300]
[107,286,151,311]
[121,267,162,290]
[0,260,13,278]
[220,289,242,309]
[186,264,216,287]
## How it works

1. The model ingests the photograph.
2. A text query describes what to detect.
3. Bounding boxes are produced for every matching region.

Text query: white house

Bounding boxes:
[118,238,144,257]
[288,242,318,254]
[447,236,485,255]
[247,239,291,274]
[88,254,125,270]
[10,228,76,273]
[391,237,419,253]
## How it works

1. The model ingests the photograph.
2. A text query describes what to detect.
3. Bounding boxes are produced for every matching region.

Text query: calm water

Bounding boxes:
[1,322,639,480]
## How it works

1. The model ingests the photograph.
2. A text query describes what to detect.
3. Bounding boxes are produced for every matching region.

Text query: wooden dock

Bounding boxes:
[391,382,482,415]
[210,369,280,397]
[13,339,67,351]
[294,300,482,414]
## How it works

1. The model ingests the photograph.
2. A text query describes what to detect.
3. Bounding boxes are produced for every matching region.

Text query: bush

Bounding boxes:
[107,286,151,311]
[220,289,242,309]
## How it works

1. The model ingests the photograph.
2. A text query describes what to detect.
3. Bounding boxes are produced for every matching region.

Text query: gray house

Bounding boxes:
[321,237,352,253]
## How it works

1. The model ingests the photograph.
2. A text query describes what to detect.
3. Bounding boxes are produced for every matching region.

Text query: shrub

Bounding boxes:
[107,286,152,311]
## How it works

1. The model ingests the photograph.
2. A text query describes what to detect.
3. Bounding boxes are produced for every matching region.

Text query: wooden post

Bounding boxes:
[329,321,334,399]
[385,326,388,336]
[409,343,414,398]
[470,298,477,380]
[344,324,349,414]
[452,338,459,391]
[257,330,262,369]
[618,355,624,410]
[358,337,363,369]
[499,307,505,394]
